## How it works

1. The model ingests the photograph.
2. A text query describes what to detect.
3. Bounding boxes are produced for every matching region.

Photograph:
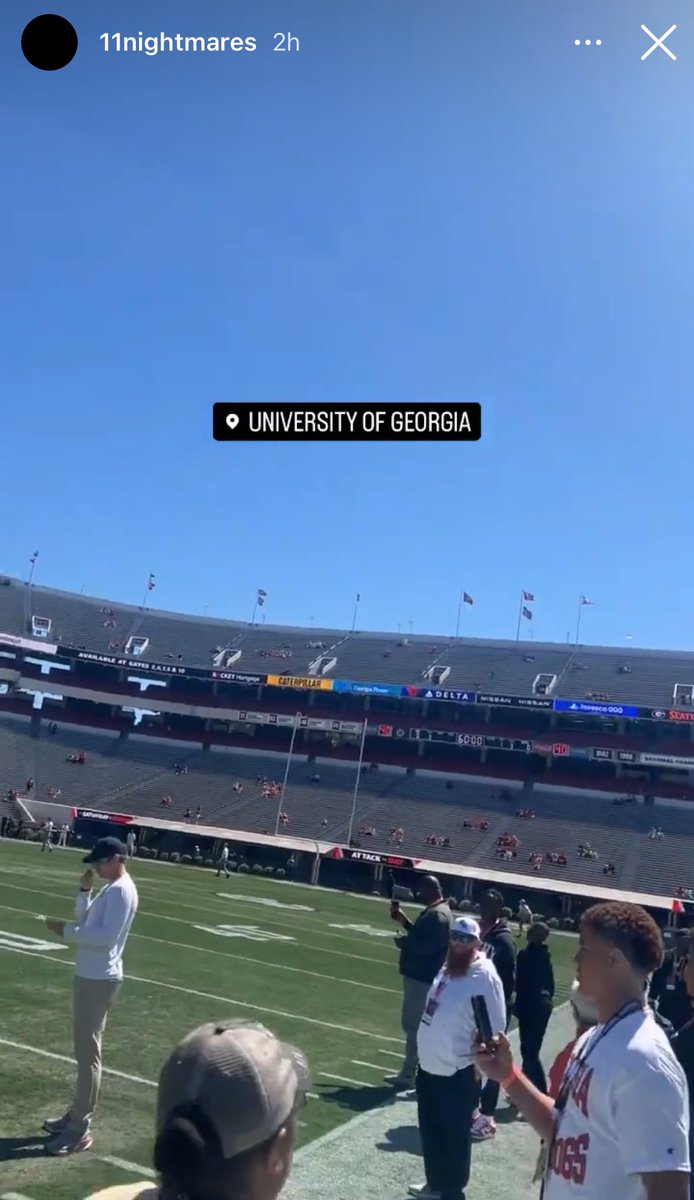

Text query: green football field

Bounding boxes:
[0,840,577,1200]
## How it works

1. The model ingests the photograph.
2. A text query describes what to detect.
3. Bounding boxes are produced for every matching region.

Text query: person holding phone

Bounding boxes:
[387,876,452,1089]
[408,916,506,1200]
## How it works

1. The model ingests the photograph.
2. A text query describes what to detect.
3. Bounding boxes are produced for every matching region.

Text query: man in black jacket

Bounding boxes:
[386,875,452,1088]
[472,888,517,1140]
[513,921,554,1093]
[649,929,692,1030]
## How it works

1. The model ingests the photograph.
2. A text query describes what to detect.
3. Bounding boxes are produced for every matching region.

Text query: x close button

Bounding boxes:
[641,24,677,61]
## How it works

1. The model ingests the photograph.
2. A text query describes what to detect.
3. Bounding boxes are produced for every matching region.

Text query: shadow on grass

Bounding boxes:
[0,1132,49,1160]
[314,1082,396,1115]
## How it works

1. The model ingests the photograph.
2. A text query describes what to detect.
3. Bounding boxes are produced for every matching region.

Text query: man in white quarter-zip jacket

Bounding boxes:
[44,836,139,1157]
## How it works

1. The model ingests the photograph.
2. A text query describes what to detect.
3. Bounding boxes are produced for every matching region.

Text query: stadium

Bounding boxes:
[1,573,693,1199]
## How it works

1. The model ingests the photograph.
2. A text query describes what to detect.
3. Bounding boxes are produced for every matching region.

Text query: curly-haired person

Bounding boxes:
[476,901,691,1200]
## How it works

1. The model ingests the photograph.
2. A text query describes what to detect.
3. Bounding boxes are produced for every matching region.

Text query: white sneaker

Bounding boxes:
[471,1113,496,1141]
[407,1186,441,1199]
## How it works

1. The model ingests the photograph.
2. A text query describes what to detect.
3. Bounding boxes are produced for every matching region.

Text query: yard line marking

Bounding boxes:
[1,1192,36,1199]
[375,1049,402,1059]
[306,1092,319,1101]
[0,896,398,992]
[0,878,393,969]
[0,1037,157,1087]
[351,1060,388,1072]
[319,1073,379,1088]
[99,1156,156,1179]
[0,945,406,1042]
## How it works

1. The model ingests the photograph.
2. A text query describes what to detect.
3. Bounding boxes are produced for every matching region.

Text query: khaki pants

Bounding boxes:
[66,976,122,1134]
[401,977,431,1081]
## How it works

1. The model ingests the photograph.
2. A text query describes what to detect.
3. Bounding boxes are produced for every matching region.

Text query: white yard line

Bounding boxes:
[376,1048,402,1059]
[0,897,398,994]
[0,1037,156,1087]
[99,1156,157,1179]
[0,945,406,1042]
[0,870,397,964]
[319,1073,379,1088]
[351,1060,388,1072]
[1,1192,36,1199]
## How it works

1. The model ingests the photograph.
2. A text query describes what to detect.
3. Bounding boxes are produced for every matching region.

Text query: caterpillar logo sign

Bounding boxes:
[265,675,334,691]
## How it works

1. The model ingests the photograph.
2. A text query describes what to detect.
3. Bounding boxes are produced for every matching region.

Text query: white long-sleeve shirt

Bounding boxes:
[417,954,507,1076]
[63,872,139,980]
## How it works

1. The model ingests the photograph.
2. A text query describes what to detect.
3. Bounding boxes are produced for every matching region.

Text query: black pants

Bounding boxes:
[480,1013,511,1117]
[517,1002,552,1094]
[416,1065,478,1200]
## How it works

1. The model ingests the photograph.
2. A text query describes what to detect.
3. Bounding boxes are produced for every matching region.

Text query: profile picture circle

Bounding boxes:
[22,14,78,71]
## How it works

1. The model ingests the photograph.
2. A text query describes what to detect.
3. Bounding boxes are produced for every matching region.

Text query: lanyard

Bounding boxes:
[540,1000,644,1199]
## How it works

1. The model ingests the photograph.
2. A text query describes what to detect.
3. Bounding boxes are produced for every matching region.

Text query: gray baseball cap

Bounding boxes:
[156,1020,309,1160]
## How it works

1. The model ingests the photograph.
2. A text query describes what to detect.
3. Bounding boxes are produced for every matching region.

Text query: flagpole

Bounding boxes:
[28,553,38,587]
[455,590,463,639]
[351,593,360,633]
[515,589,523,641]
[575,595,583,645]
[275,713,301,835]
[346,718,369,846]
[141,582,148,609]
[250,598,258,627]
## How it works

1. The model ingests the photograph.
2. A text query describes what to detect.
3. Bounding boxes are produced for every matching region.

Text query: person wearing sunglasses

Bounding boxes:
[83,1020,309,1200]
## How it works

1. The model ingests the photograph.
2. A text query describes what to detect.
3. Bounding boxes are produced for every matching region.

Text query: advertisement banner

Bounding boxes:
[336,847,421,868]
[477,692,553,710]
[333,680,404,697]
[265,675,333,691]
[639,752,694,770]
[72,807,133,824]
[0,632,58,655]
[553,698,640,718]
[412,687,478,703]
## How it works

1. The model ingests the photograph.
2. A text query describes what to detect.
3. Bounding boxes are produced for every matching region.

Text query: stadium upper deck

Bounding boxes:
[1,574,694,708]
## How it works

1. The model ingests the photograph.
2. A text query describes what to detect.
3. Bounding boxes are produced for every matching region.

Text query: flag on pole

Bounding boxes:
[355,592,361,603]
[30,551,39,565]
[463,592,474,606]
[147,573,156,591]
[257,588,267,606]
[522,590,534,602]
[581,596,594,606]
[522,606,533,621]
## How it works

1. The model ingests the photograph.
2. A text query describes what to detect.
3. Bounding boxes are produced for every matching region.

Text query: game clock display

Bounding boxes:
[407,728,533,753]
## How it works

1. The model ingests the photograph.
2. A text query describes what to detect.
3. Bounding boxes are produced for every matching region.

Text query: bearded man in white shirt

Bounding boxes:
[476,900,690,1200]
[409,915,506,1200]
[44,836,139,1157]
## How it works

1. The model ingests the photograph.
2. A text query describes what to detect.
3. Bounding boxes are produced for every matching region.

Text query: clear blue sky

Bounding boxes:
[1,0,692,649]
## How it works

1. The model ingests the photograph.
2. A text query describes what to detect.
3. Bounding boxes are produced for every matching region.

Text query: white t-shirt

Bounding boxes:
[417,954,506,1076]
[543,1008,690,1199]
[63,872,139,981]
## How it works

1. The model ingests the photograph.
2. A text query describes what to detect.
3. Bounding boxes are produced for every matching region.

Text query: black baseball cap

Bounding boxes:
[83,836,127,864]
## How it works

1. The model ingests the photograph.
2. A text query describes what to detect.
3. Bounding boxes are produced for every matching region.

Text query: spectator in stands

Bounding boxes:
[514,922,555,1093]
[194,805,203,824]
[603,862,616,876]
[472,888,516,1141]
[386,875,452,1089]
[81,1020,309,1200]
[26,776,34,791]
[321,818,328,829]
[232,782,243,794]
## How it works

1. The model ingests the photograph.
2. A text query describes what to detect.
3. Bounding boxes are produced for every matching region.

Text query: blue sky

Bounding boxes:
[1,0,692,649]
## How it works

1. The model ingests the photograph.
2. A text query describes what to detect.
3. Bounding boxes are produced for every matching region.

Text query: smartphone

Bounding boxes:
[390,900,400,919]
[471,994,494,1045]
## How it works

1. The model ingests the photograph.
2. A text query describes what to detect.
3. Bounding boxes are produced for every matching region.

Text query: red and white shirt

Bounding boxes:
[544,1008,690,1198]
